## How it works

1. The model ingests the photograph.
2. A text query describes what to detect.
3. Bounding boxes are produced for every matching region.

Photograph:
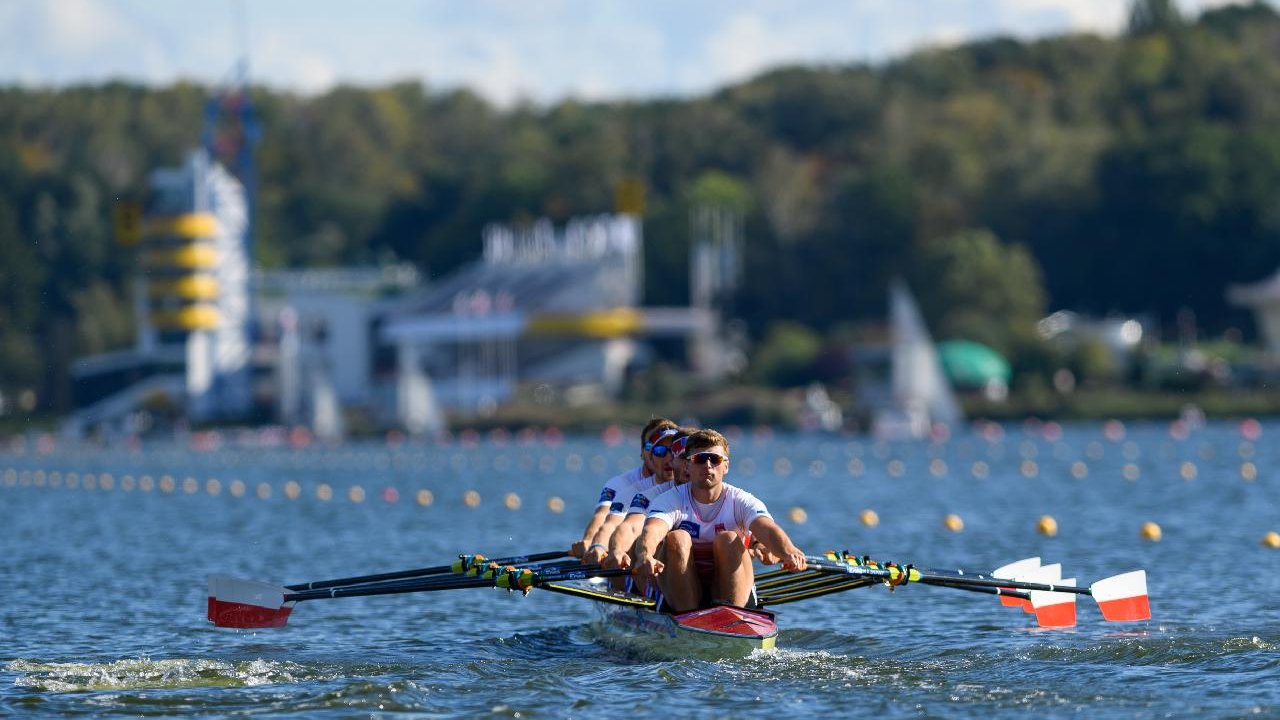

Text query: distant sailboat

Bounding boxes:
[873,280,963,439]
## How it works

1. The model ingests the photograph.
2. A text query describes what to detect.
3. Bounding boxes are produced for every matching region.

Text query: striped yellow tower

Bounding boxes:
[142,212,221,331]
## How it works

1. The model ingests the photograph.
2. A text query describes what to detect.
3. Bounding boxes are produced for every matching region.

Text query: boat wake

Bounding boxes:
[7,657,321,692]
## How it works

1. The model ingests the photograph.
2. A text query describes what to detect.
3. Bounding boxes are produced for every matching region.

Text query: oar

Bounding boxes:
[816,552,1066,626]
[754,570,831,592]
[278,557,582,600]
[284,550,571,591]
[806,554,1150,624]
[208,565,628,629]
[757,578,878,606]
[922,578,1031,602]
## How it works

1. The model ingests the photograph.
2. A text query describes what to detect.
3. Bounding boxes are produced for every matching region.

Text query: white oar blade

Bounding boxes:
[1030,577,1077,628]
[207,575,294,629]
[993,557,1040,608]
[1090,570,1151,622]
[1017,563,1061,613]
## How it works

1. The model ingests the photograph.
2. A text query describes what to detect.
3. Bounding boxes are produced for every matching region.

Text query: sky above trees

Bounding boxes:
[0,0,1262,106]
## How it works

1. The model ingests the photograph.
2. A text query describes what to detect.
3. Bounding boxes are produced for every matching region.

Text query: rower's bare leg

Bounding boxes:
[713,530,754,607]
[656,530,700,612]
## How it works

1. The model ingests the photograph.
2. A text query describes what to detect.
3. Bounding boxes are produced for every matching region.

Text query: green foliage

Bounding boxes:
[1128,0,1184,36]
[749,321,822,387]
[1072,340,1118,385]
[3,6,1280,408]
[688,170,753,215]
[916,229,1047,357]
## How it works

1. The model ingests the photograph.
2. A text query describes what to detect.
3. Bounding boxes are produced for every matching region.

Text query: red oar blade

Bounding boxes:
[1015,563,1061,613]
[1089,570,1151,622]
[1030,577,1077,627]
[208,575,295,629]
[993,557,1040,608]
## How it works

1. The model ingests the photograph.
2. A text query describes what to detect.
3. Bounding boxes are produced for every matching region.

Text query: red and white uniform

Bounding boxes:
[645,482,771,544]
[596,466,646,514]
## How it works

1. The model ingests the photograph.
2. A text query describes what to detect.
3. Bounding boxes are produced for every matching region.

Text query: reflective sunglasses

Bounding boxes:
[649,443,672,457]
[689,452,727,467]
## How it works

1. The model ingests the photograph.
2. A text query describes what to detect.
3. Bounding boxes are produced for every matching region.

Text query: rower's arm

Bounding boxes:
[574,506,610,558]
[631,516,671,578]
[749,516,807,571]
[584,513,626,563]
[607,513,646,558]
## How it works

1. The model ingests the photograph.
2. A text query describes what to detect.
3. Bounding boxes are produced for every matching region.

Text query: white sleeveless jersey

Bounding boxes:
[596,465,646,514]
[646,483,771,544]
[626,478,676,516]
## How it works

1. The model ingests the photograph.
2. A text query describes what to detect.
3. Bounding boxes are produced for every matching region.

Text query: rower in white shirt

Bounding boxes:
[573,418,677,561]
[632,428,806,612]
[599,428,693,578]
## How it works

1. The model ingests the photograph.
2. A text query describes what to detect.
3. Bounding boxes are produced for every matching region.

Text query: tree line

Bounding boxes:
[1,0,1278,411]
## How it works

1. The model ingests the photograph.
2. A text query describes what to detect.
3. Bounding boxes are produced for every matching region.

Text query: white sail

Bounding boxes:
[876,280,962,438]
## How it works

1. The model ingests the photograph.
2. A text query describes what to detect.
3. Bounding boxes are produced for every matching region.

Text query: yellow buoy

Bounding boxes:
[1140,521,1162,542]
[1037,515,1058,537]
[504,492,522,510]
[547,496,565,513]
[416,489,434,507]
[859,509,880,527]
[944,513,965,532]
[1262,531,1280,549]
[463,490,481,508]
[788,507,808,524]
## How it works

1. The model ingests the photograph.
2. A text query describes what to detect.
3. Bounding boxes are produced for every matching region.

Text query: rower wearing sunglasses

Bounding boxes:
[632,429,807,612]
[574,418,678,561]
[594,428,696,581]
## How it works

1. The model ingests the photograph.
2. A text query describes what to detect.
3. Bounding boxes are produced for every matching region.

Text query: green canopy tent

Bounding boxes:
[937,340,1011,390]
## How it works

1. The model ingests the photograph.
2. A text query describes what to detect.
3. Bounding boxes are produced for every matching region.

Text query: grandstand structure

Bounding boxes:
[381,215,648,425]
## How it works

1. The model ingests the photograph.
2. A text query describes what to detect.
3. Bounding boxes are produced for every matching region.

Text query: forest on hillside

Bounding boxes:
[2,1,1279,412]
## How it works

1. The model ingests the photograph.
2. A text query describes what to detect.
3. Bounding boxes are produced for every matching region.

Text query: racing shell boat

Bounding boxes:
[207,550,1151,660]
[541,577,777,658]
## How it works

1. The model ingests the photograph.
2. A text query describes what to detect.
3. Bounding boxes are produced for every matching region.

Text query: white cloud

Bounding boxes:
[44,0,131,54]
[1000,0,1127,32]
[0,0,1274,102]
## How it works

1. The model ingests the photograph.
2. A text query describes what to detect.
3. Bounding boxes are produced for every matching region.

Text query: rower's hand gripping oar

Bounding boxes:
[208,564,629,629]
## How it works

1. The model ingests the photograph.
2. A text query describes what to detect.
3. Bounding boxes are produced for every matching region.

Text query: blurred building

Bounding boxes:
[1036,310,1145,366]
[66,205,727,437]
[1227,271,1280,356]
[66,149,253,436]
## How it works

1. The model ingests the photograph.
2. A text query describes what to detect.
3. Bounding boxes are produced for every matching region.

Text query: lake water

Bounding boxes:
[2,420,1277,718]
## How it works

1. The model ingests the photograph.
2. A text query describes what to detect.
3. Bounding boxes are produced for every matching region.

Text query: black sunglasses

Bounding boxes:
[689,452,726,467]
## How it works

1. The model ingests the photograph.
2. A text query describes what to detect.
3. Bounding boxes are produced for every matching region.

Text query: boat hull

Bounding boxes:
[590,601,777,659]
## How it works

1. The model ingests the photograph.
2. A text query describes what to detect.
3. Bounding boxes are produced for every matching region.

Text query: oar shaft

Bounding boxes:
[314,557,580,597]
[922,578,1031,600]
[917,572,1087,596]
[286,550,569,591]
[285,564,626,602]
[759,578,877,606]
[809,556,1089,596]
